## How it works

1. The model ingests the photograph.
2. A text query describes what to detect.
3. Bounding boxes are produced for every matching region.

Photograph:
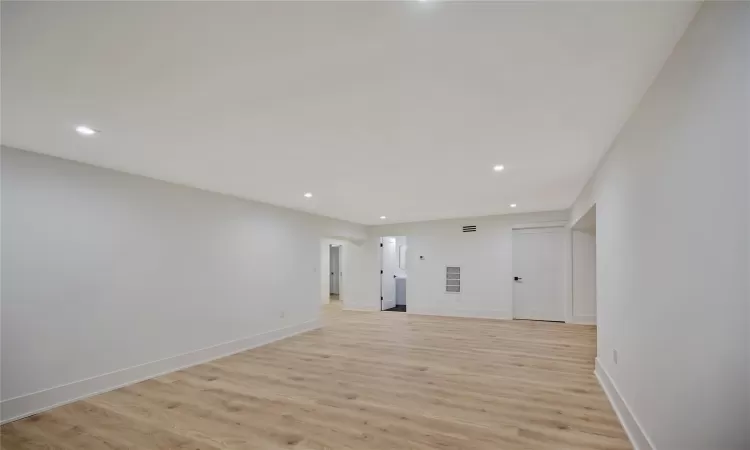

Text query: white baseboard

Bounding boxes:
[1,319,321,424]
[408,307,512,320]
[595,358,654,450]
[342,303,380,312]
[571,314,596,325]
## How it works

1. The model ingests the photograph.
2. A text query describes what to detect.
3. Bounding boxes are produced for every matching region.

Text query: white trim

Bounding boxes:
[408,307,512,320]
[595,358,654,450]
[379,236,384,311]
[343,305,381,312]
[511,220,568,230]
[563,227,573,323]
[569,206,597,325]
[1,319,321,424]
[571,315,596,325]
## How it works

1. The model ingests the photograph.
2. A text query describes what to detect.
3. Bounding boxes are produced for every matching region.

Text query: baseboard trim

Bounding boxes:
[571,314,596,325]
[1,319,321,424]
[342,304,381,312]
[408,307,512,320]
[595,358,654,450]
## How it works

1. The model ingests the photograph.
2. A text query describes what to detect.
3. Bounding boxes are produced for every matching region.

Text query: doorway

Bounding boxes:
[512,227,566,321]
[320,239,346,308]
[380,236,407,312]
[571,205,597,325]
[329,245,340,302]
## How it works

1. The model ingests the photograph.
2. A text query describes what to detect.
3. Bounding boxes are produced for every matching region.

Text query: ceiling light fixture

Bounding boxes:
[510,203,517,208]
[380,216,387,220]
[304,192,313,198]
[75,125,98,136]
[493,164,505,172]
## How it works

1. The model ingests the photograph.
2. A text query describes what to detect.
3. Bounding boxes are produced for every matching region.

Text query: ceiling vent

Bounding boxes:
[462,225,477,233]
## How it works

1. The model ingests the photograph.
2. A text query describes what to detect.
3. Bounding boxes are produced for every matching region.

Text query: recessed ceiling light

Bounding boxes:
[75,125,98,136]
[304,192,313,198]
[493,164,505,172]
[510,203,517,208]
[380,216,387,220]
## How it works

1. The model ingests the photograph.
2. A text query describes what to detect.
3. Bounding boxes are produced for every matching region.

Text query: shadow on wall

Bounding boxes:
[571,205,596,326]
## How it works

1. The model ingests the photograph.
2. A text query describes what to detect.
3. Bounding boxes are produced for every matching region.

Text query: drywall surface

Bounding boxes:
[370,211,568,319]
[321,241,331,304]
[569,3,749,448]
[0,146,366,422]
[571,230,596,324]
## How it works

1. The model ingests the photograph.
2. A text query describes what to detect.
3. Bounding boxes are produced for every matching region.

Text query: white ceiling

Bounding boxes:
[1,1,699,225]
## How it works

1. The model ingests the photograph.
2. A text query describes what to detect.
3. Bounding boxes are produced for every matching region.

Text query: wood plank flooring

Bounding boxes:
[1,302,630,449]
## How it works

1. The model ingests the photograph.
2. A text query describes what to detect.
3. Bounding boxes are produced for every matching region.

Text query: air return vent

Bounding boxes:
[462,225,477,233]
[446,266,461,293]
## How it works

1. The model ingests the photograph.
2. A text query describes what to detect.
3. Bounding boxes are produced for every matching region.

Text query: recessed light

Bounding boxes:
[304,192,313,198]
[510,203,517,208]
[493,164,505,172]
[380,216,387,220]
[75,125,98,136]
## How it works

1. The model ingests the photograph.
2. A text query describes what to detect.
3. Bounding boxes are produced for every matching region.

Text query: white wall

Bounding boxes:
[369,211,569,319]
[571,230,596,324]
[0,146,367,423]
[570,3,749,449]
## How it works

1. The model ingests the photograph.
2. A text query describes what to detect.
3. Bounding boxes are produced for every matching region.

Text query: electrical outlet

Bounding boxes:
[613,349,618,364]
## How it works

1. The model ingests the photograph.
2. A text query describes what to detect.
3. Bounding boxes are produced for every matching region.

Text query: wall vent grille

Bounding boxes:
[462,225,477,233]
[446,266,461,293]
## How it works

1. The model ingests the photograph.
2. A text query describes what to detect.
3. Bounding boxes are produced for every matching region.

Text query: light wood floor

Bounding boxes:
[1,303,630,449]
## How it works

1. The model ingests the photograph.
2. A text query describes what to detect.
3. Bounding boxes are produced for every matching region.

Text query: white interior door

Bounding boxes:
[381,238,397,310]
[329,246,340,295]
[512,227,566,321]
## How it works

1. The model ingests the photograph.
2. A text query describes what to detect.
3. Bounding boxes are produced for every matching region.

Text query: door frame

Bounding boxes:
[570,203,597,325]
[320,238,348,307]
[329,245,340,295]
[379,237,384,311]
[511,223,572,322]
[379,236,405,311]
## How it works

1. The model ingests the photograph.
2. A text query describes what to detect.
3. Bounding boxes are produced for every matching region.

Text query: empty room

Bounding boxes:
[1,1,748,449]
